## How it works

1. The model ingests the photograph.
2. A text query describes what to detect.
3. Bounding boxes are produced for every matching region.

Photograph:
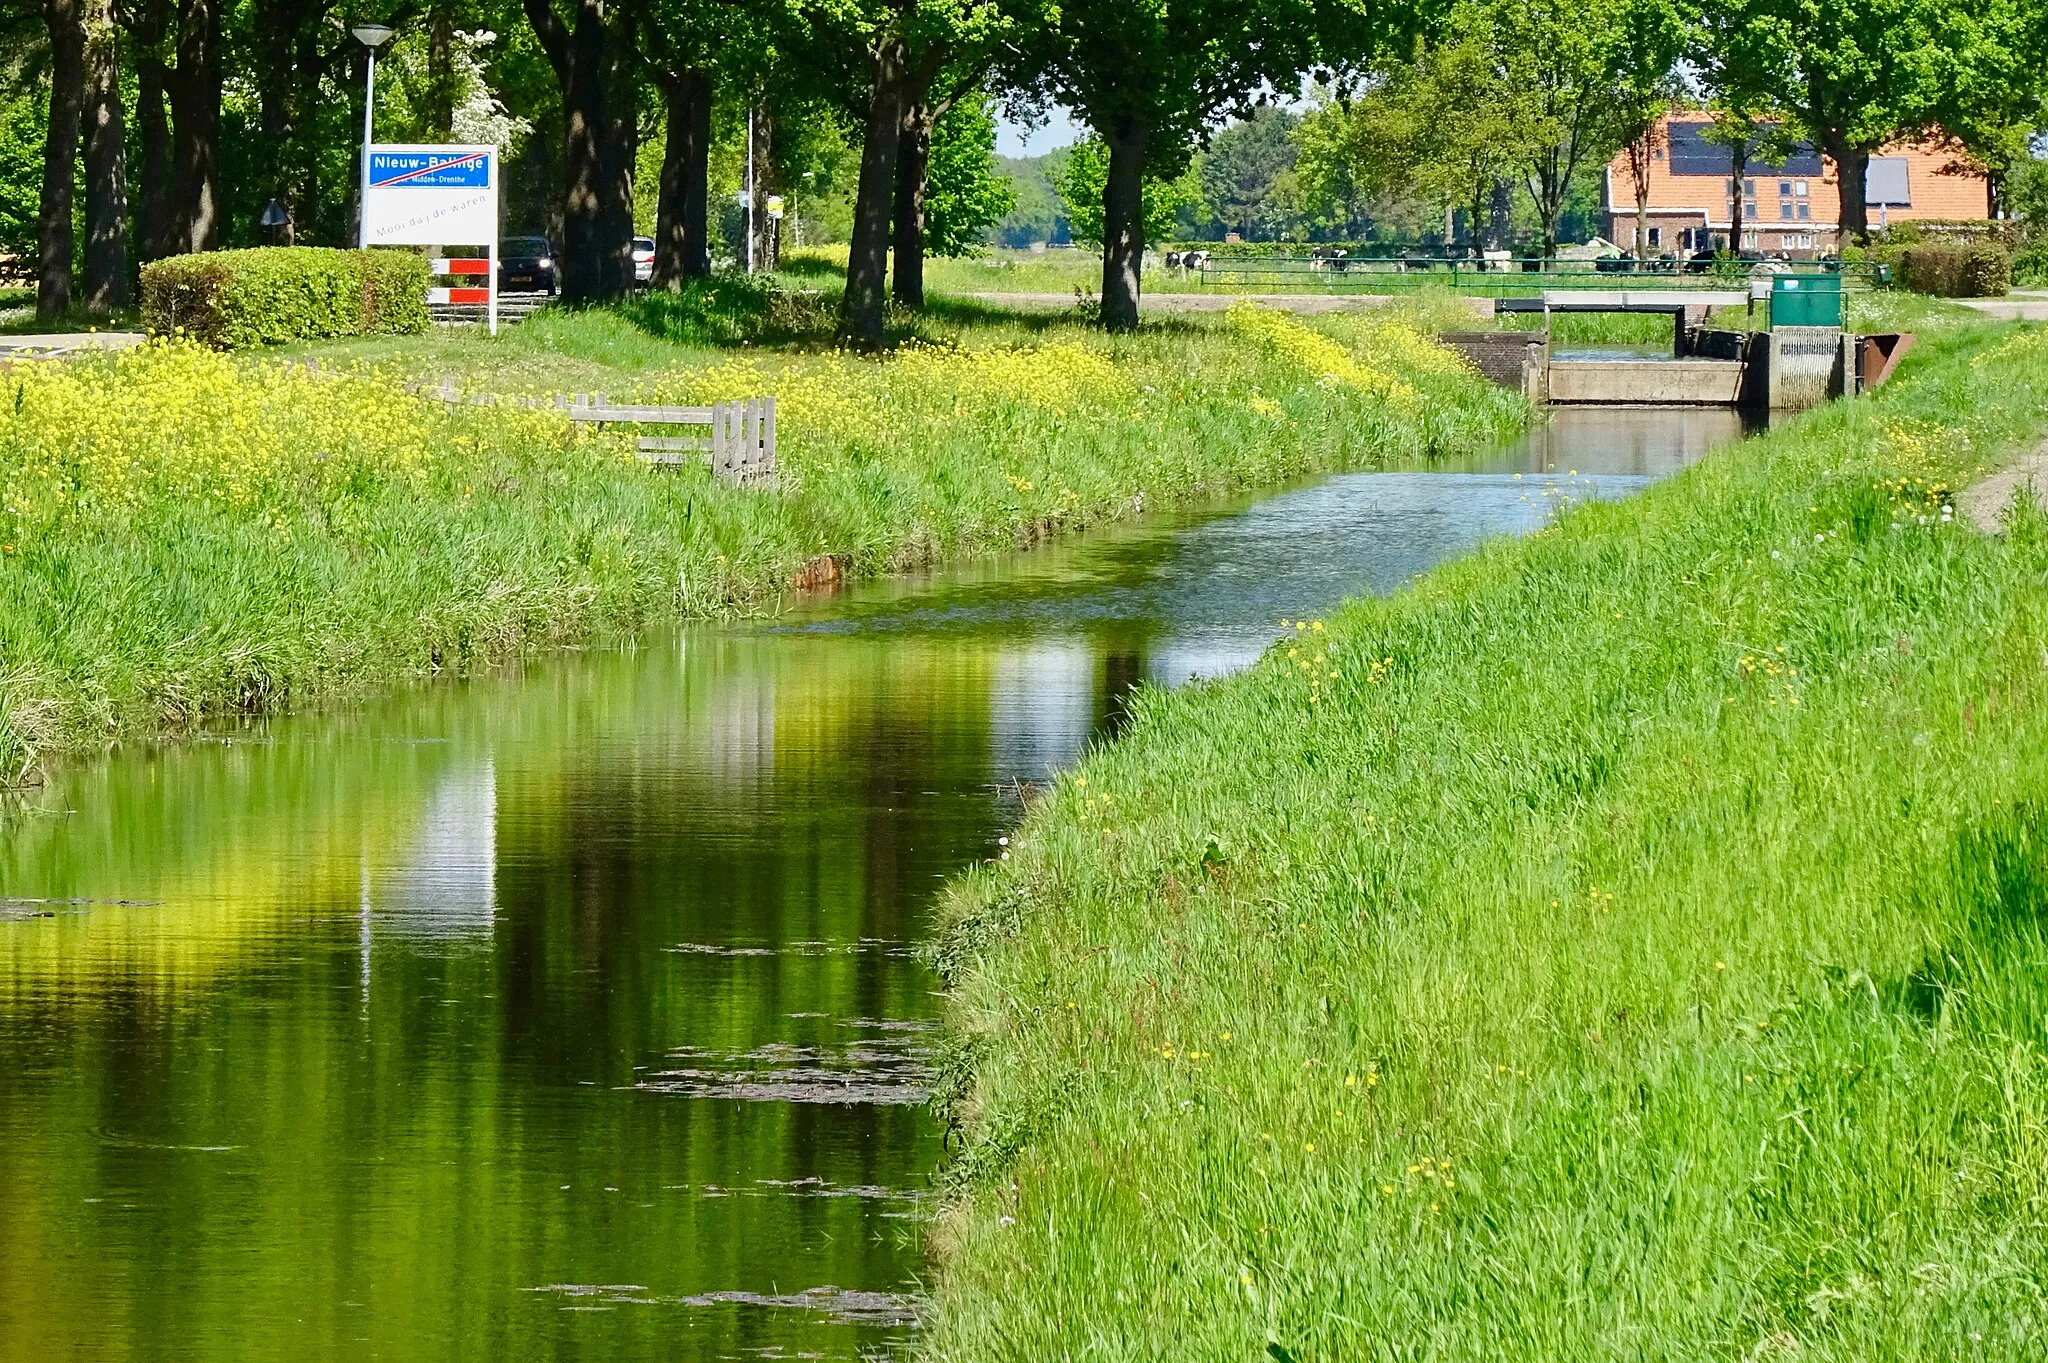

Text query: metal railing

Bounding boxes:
[1188,254,1885,294]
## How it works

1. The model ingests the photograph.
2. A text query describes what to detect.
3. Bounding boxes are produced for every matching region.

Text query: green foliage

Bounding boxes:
[928,320,2048,1359]
[925,97,1017,257]
[1054,138,1200,249]
[0,88,44,268]
[616,273,836,344]
[1899,242,2012,297]
[1297,23,1530,242]
[1195,106,1303,241]
[139,248,431,349]
[994,150,1070,247]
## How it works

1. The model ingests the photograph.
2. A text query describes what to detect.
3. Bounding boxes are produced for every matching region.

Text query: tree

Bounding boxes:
[921,92,1014,256]
[1010,0,1378,329]
[825,0,1010,345]
[1488,0,1628,258]
[1693,0,1957,242]
[523,0,629,299]
[35,0,83,316]
[891,63,996,307]
[80,0,124,313]
[1297,26,1531,250]
[1924,0,2046,216]
[1052,134,1196,248]
[1196,106,1299,240]
[641,0,775,286]
[1603,0,1688,259]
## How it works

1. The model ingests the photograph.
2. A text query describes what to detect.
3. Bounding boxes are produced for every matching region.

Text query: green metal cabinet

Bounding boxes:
[1769,273,1843,328]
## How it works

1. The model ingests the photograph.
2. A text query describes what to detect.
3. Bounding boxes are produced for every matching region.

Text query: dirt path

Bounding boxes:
[1959,441,2048,532]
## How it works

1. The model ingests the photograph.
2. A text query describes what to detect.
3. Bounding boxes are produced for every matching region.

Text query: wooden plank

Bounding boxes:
[564,403,719,423]
[637,436,715,451]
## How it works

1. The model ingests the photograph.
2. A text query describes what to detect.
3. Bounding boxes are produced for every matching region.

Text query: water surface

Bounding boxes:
[0,408,1745,1360]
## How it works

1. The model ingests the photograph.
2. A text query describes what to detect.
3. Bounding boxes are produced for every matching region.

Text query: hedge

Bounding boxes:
[139,247,431,348]
[1897,242,2011,298]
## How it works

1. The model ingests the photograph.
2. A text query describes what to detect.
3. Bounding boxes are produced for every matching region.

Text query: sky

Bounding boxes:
[996,106,1081,158]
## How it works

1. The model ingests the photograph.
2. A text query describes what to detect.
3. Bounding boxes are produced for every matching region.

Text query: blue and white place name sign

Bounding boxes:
[370,151,491,189]
[364,143,497,247]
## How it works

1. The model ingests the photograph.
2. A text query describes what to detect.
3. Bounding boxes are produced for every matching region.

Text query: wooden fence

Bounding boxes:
[284,362,777,486]
[418,380,776,485]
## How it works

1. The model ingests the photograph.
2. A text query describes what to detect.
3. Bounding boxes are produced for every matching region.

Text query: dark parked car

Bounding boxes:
[500,236,557,294]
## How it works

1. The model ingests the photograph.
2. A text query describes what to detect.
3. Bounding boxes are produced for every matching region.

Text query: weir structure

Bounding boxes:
[1440,281,1910,415]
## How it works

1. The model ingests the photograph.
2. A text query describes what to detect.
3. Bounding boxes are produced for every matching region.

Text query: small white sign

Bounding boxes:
[365,144,497,248]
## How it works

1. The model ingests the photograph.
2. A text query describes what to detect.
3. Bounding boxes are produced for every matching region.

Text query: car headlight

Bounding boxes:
[538,257,553,269]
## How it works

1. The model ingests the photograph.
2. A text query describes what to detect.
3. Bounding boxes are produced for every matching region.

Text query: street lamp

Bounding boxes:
[353,23,395,250]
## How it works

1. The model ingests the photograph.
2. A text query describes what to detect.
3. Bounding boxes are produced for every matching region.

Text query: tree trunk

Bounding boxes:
[838,36,910,348]
[1826,133,1870,243]
[652,67,711,286]
[1099,115,1148,331]
[1485,178,1511,251]
[1728,140,1748,253]
[1625,136,1652,259]
[1531,151,1563,260]
[38,0,85,319]
[426,1,458,140]
[526,0,611,302]
[891,104,931,308]
[136,49,173,261]
[168,0,223,254]
[751,104,781,273]
[598,7,637,296]
[254,0,297,244]
[82,0,127,314]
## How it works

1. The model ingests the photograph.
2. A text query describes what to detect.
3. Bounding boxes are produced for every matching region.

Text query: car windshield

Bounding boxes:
[633,238,654,251]
[502,238,549,255]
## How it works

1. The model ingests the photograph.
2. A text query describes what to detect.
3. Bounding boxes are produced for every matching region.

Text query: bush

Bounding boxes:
[139,247,430,348]
[1898,242,2011,298]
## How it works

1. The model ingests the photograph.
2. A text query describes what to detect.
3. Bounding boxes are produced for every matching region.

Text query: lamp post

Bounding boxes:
[353,23,395,249]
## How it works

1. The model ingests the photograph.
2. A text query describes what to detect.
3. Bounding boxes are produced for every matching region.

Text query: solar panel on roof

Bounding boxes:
[1665,121,1823,177]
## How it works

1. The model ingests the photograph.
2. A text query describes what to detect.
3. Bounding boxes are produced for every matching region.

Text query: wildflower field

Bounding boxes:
[0,304,1521,775]
[928,321,2048,1360]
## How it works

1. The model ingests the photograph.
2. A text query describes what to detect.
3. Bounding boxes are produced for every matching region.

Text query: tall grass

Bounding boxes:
[927,321,2048,1361]
[0,304,1523,774]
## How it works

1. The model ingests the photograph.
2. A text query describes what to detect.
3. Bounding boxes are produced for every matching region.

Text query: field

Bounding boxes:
[0,295,1524,777]
[928,319,2048,1360]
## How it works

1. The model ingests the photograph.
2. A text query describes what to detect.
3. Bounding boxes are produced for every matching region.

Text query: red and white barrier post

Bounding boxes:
[428,253,497,335]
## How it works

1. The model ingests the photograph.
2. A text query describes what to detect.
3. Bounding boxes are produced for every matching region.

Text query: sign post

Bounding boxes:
[364,143,499,335]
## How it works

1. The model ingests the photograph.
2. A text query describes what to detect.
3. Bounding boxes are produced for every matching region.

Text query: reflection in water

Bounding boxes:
[0,409,1747,1361]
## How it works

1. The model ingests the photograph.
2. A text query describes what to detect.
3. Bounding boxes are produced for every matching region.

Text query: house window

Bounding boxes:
[1795,180,1809,197]
[1648,227,1662,246]
[1744,178,1757,195]
[1780,181,1793,197]
[1797,202,1811,220]
[1780,202,1794,219]
[1744,200,1758,220]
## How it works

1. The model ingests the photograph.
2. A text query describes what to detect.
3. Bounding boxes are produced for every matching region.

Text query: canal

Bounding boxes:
[0,408,1745,1361]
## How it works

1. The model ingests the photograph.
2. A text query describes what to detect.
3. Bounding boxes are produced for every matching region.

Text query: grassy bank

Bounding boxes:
[0,301,1522,776]
[929,320,2048,1360]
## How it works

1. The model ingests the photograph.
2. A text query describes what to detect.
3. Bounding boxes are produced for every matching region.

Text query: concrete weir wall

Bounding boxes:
[1546,357,1746,405]
[1440,326,1857,414]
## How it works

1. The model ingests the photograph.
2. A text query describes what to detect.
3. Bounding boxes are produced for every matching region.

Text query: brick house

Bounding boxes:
[1601,114,1992,257]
